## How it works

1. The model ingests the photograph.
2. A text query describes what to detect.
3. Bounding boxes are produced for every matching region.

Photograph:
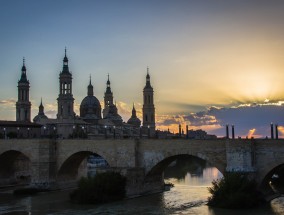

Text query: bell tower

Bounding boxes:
[142,67,155,131]
[16,58,31,122]
[103,74,114,118]
[57,48,75,120]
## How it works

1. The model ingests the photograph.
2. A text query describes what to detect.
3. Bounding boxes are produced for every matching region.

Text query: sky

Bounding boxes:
[1,0,284,138]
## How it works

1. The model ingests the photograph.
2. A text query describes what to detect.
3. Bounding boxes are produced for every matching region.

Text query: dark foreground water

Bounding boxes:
[1,167,284,215]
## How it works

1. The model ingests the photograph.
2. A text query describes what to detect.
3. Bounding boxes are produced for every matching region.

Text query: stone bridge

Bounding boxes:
[0,138,283,198]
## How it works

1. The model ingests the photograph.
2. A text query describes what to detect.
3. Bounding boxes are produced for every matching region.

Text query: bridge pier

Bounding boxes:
[86,167,164,198]
[29,140,57,190]
[226,139,256,174]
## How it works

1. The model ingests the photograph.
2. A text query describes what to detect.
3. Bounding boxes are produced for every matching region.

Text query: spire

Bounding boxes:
[39,98,44,115]
[40,97,43,107]
[132,103,137,118]
[22,57,26,72]
[107,73,110,85]
[64,47,68,62]
[62,47,70,74]
[106,74,112,93]
[87,75,94,96]
[145,66,152,89]
[19,57,28,83]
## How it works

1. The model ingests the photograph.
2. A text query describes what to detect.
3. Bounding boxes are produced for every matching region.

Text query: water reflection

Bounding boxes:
[164,156,222,186]
[1,162,284,214]
[271,197,284,215]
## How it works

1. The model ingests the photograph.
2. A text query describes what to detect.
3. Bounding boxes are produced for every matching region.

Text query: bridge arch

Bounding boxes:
[57,151,110,181]
[0,150,31,186]
[144,153,224,181]
[259,163,284,194]
[141,142,226,177]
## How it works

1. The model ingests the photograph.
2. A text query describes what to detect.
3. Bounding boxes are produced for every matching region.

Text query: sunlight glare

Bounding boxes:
[247,128,256,138]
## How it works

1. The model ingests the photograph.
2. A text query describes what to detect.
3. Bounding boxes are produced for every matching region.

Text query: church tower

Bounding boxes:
[16,58,31,122]
[142,67,155,131]
[103,74,114,118]
[57,48,75,120]
[33,98,48,122]
[127,103,141,127]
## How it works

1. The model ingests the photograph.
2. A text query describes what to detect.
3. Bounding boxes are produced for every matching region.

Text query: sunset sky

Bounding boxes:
[1,0,284,137]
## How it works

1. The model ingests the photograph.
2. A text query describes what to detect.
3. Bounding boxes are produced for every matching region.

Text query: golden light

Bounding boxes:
[247,128,256,138]
[277,126,284,138]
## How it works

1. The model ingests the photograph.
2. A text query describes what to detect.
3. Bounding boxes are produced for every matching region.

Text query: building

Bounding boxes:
[31,49,156,138]
[0,121,41,139]
[16,58,31,122]
[142,67,156,135]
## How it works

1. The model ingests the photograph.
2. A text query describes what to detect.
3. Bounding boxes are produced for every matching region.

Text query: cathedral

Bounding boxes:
[15,49,156,138]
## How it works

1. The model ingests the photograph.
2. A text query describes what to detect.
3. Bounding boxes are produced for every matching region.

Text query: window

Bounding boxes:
[64,82,68,94]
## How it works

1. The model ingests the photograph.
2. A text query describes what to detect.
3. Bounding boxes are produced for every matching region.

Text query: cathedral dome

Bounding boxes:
[33,114,48,122]
[81,96,100,107]
[33,99,48,123]
[80,96,102,119]
[127,117,141,127]
[127,104,141,127]
[80,77,102,122]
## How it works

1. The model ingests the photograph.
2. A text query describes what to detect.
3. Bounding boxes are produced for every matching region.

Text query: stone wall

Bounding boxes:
[225,139,256,173]
[1,138,284,195]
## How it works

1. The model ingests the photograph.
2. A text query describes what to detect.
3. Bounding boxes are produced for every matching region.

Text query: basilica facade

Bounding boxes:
[16,50,156,138]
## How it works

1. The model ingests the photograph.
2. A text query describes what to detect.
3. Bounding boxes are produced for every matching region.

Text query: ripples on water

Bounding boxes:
[1,167,284,215]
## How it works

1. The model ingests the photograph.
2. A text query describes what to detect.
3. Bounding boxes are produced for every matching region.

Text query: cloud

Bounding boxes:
[116,101,143,122]
[0,99,16,107]
[184,113,218,126]
[156,114,221,134]
[191,101,284,138]
[40,102,58,119]
[155,100,284,138]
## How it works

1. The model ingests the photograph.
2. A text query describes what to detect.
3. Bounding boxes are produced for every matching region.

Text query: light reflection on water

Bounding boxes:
[0,167,284,215]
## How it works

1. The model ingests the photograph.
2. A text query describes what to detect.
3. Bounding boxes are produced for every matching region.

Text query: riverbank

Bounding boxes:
[1,167,283,215]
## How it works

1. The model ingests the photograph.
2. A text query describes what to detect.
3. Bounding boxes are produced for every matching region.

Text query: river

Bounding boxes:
[1,167,284,215]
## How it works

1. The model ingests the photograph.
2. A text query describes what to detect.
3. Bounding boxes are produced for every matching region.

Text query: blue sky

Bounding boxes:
[1,0,284,137]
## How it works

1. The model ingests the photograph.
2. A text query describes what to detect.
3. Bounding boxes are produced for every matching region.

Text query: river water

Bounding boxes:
[1,167,284,215]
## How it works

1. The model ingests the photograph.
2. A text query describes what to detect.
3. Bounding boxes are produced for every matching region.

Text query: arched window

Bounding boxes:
[64,83,67,94]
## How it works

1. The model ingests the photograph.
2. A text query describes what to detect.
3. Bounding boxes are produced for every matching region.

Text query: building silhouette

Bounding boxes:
[16,58,31,122]
[142,67,155,135]
[57,48,75,120]
[30,49,156,138]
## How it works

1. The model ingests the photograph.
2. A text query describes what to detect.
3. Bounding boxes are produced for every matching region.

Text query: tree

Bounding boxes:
[208,173,264,209]
[70,172,126,204]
